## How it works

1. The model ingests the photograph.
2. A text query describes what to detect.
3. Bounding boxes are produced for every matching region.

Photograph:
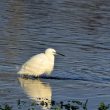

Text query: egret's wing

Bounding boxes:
[18,53,48,76]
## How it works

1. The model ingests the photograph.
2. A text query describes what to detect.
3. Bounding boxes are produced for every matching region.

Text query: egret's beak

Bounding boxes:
[57,52,65,56]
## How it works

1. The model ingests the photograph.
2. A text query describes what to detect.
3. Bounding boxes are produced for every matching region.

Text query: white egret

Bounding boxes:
[18,48,64,77]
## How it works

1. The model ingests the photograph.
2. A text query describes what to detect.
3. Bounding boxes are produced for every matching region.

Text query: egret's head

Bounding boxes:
[45,48,64,56]
[45,48,56,55]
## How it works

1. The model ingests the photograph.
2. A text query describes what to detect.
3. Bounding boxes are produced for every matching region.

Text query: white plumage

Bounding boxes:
[18,48,56,77]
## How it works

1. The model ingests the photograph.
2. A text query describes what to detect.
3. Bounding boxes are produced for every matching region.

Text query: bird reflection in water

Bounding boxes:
[18,78,52,110]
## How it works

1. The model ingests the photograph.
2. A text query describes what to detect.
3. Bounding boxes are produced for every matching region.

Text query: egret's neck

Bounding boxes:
[45,53,55,74]
[46,54,55,63]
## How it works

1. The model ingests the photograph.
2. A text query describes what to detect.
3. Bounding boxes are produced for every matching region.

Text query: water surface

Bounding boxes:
[0,0,110,109]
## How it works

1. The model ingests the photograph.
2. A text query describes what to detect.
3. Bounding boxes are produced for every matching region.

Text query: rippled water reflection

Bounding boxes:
[19,78,52,110]
[0,0,110,109]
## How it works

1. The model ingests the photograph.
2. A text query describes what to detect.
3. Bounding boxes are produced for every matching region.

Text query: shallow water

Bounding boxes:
[0,0,110,109]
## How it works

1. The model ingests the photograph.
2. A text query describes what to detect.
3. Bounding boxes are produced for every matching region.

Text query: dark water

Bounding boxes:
[0,0,110,109]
